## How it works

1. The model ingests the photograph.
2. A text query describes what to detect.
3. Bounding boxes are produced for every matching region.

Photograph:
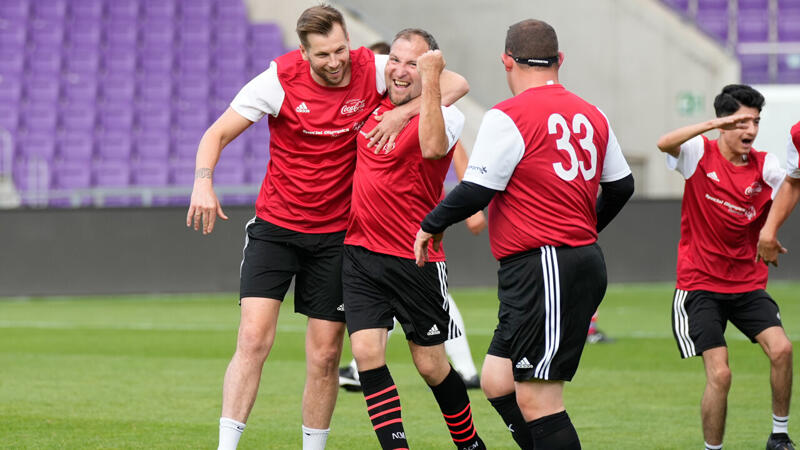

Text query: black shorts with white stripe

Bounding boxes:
[671,288,783,359]
[342,244,460,346]
[239,217,346,322]
[487,243,607,382]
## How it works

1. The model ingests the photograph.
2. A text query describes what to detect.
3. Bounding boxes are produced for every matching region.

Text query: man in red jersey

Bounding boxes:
[342,29,485,450]
[759,120,800,266]
[185,6,468,449]
[657,85,793,450]
[415,19,633,449]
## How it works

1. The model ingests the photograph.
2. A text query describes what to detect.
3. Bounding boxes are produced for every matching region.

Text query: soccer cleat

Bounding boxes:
[767,433,795,450]
[338,366,361,392]
[462,374,480,390]
[586,329,615,344]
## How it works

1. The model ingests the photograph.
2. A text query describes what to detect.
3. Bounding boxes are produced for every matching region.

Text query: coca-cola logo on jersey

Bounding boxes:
[744,181,762,197]
[341,98,366,115]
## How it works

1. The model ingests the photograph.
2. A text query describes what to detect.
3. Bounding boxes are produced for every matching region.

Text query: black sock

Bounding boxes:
[527,410,580,450]
[429,366,485,450]
[488,392,534,449]
[359,365,408,450]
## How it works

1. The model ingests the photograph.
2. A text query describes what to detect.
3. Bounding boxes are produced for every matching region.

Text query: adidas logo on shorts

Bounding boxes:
[515,357,533,369]
[426,324,440,336]
[337,304,344,312]
[295,102,310,113]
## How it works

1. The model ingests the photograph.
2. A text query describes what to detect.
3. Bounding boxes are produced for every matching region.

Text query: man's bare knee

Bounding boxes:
[768,339,793,364]
[707,365,732,391]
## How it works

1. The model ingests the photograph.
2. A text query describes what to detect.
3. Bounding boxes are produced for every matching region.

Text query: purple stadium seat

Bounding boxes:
[175,75,210,101]
[64,46,101,74]
[177,19,212,45]
[18,134,57,161]
[32,0,67,20]
[213,74,246,101]
[107,1,139,20]
[0,21,27,49]
[249,23,283,47]
[738,9,769,43]
[661,0,689,13]
[0,48,25,75]
[778,0,800,10]
[96,131,132,161]
[214,160,246,184]
[0,75,22,104]
[220,136,246,159]
[215,0,247,22]
[135,132,170,161]
[249,43,286,68]
[215,21,247,47]
[12,159,51,200]
[53,160,91,189]
[27,48,62,73]
[0,104,20,133]
[59,103,97,132]
[101,74,136,102]
[99,105,134,132]
[62,73,98,102]
[22,105,58,134]
[177,51,211,74]
[739,0,768,8]
[215,50,248,76]
[142,0,176,18]
[67,20,102,47]
[136,102,171,133]
[70,0,104,21]
[92,160,132,206]
[181,0,212,19]
[104,20,138,47]
[0,0,29,20]
[132,159,169,186]
[172,130,201,160]
[57,130,94,161]
[139,49,174,75]
[695,9,729,42]
[103,49,138,74]
[698,0,728,8]
[169,158,196,185]
[244,154,267,184]
[173,102,210,130]
[137,73,173,101]
[24,75,60,103]
[140,17,175,47]
[778,55,800,83]
[28,18,65,48]
[778,11,800,41]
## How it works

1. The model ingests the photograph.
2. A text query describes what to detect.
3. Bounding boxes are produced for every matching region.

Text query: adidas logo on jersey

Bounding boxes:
[295,102,310,113]
[427,324,440,336]
[515,357,533,369]
[337,304,344,312]
[706,171,720,182]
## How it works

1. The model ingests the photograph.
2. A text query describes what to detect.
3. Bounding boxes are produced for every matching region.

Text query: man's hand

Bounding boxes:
[186,170,229,235]
[414,228,443,267]
[366,109,408,154]
[757,230,787,267]
[465,211,487,235]
[417,49,446,80]
[713,113,756,131]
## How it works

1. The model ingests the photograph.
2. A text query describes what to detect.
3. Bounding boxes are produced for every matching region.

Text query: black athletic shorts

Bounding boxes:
[487,244,607,382]
[671,288,783,358]
[342,245,461,346]
[239,217,345,322]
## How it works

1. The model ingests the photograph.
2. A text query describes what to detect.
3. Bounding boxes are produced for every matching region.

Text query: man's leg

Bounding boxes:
[701,346,732,447]
[481,354,533,449]
[219,297,282,449]
[351,328,408,450]
[515,379,579,449]
[410,342,485,450]
[301,317,346,448]
[756,326,794,447]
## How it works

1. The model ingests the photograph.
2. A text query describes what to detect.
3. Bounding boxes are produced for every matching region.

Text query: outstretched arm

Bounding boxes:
[758,176,800,266]
[186,108,253,234]
[656,113,756,157]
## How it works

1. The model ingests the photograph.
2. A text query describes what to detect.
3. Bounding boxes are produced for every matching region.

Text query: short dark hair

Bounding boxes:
[368,41,391,55]
[713,84,765,117]
[296,5,347,48]
[392,28,438,51]
[505,19,558,67]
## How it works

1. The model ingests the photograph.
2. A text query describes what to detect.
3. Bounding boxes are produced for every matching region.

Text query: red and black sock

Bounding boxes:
[359,365,408,450]
[527,410,580,449]
[429,366,485,450]
[488,392,534,449]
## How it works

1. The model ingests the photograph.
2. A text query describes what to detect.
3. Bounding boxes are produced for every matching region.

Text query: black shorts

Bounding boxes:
[342,245,460,346]
[671,288,783,358]
[487,244,607,382]
[239,217,345,322]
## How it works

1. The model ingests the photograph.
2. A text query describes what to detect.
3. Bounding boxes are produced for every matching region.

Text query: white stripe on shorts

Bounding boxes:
[534,245,561,380]
[672,289,696,358]
[436,261,449,311]
[239,216,257,279]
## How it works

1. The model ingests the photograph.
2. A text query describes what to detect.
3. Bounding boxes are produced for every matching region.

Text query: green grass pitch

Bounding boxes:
[1,282,799,449]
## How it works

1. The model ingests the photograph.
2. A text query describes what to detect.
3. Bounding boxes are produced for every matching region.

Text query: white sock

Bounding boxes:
[218,417,246,450]
[704,442,722,450]
[773,414,789,434]
[302,425,330,450]
[444,294,478,379]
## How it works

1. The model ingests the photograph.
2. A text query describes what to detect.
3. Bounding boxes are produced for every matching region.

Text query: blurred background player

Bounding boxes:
[657,85,793,450]
[758,120,800,267]
[338,41,481,392]
[186,6,468,449]
[342,30,485,450]
[415,19,634,449]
